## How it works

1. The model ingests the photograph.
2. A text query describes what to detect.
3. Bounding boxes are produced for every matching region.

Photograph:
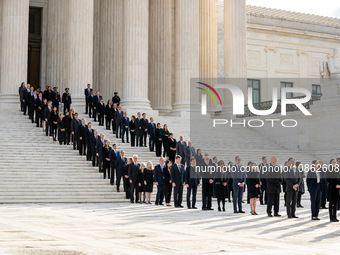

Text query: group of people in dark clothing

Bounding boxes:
[19,83,340,223]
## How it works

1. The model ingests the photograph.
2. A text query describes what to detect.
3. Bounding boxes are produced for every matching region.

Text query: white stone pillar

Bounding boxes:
[98,0,123,102]
[67,0,94,105]
[173,0,199,113]
[223,0,247,110]
[92,0,101,92]
[148,0,173,113]
[0,0,29,108]
[121,0,152,111]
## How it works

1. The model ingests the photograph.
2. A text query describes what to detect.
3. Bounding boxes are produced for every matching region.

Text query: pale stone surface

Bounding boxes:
[0,201,338,255]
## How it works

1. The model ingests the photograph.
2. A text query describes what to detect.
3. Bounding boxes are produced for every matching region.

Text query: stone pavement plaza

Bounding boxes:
[0,201,339,255]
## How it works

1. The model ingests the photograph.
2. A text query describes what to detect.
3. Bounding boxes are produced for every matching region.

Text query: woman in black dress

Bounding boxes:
[129,116,136,147]
[163,160,172,206]
[167,133,176,164]
[42,98,48,133]
[139,162,146,204]
[64,111,72,145]
[162,124,170,157]
[143,161,154,204]
[215,160,228,211]
[102,139,112,179]
[246,162,260,215]
[124,158,133,199]
[327,159,340,222]
[155,123,163,157]
[51,107,58,141]
[57,114,66,145]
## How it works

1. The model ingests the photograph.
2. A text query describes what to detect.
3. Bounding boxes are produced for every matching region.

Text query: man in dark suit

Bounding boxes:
[96,133,105,173]
[306,160,322,220]
[121,112,129,143]
[135,112,142,146]
[44,101,53,136]
[89,90,95,118]
[62,88,72,115]
[284,157,301,218]
[93,91,102,122]
[111,103,118,134]
[154,157,165,205]
[109,144,119,188]
[319,160,328,209]
[71,113,81,150]
[259,156,268,205]
[176,136,187,165]
[116,150,126,192]
[28,86,35,122]
[266,156,282,217]
[202,156,214,210]
[78,118,87,156]
[84,84,92,114]
[185,157,200,209]
[97,98,105,126]
[112,92,120,106]
[171,155,185,208]
[115,106,123,138]
[52,87,60,111]
[35,92,43,127]
[85,122,93,161]
[23,84,31,116]
[231,156,246,213]
[90,129,99,167]
[141,113,148,147]
[147,117,156,151]
[128,155,141,203]
[105,100,113,130]
[185,141,195,167]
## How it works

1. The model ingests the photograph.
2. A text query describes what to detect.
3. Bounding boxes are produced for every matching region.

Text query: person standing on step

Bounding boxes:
[109,144,120,188]
[124,157,132,199]
[171,155,185,208]
[88,90,94,118]
[28,86,35,122]
[231,156,246,214]
[23,83,31,116]
[135,112,142,146]
[116,150,127,192]
[52,87,60,112]
[259,156,268,205]
[147,117,156,152]
[35,92,43,127]
[90,129,99,167]
[51,107,59,141]
[141,113,148,147]
[144,161,154,204]
[78,118,87,156]
[62,88,72,115]
[185,141,195,168]
[93,91,101,122]
[176,136,187,165]
[266,156,282,217]
[19,82,25,112]
[57,113,66,145]
[284,157,301,219]
[96,133,105,173]
[111,103,118,134]
[85,122,93,161]
[319,160,328,209]
[155,123,163,157]
[129,115,136,147]
[167,133,176,164]
[84,84,92,115]
[139,163,146,203]
[327,159,340,222]
[164,160,173,206]
[306,160,322,220]
[105,99,113,130]
[112,91,120,107]
[102,139,112,179]
[97,97,105,126]
[71,113,81,150]
[162,124,170,157]
[296,161,305,208]
[121,112,129,144]
[154,157,165,205]
[44,101,53,136]
[115,105,123,138]
[185,157,200,209]
[128,155,141,203]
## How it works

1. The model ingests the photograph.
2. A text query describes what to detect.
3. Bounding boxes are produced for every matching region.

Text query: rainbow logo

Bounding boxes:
[196,82,222,106]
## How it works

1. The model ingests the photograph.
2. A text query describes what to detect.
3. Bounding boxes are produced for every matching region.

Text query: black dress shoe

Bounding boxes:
[159,203,164,206]
[218,207,221,211]
[330,219,339,222]
[155,202,158,205]
[202,208,208,211]
[187,207,192,209]
[239,210,245,213]
[207,208,214,210]
[268,214,273,217]
[292,215,299,218]
[223,207,225,212]
[274,214,281,217]
[179,205,184,208]
[192,207,197,209]
[233,211,239,214]
[288,216,292,218]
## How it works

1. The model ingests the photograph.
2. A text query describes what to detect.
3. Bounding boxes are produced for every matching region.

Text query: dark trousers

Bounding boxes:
[105,117,111,129]
[98,113,104,125]
[260,179,267,204]
[79,138,86,155]
[267,192,280,215]
[202,194,212,209]
[85,97,89,114]
[162,142,167,157]
[329,202,338,220]
[217,198,225,209]
[52,126,57,140]
[116,122,122,138]
[173,183,183,207]
[89,105,93,118]
[297,191,303,206]
[130,181,140,202]
[91,146,98,166]
[103,162,110,179]
[164,182,172,204]
[187,185,197,208]
[136,132,143,147]
[310,189,321,218]
[149,134,155,151]
[116,170,124,191]
[227,179,233,202]
[73,133,79,150]
[155,184,164,204]
[232,184,243,212]
[21,100,24,111]
[36,110,41,127]
[142,131,147,146]
[98,156,103,172]
[320,181,328,208]
[155,139,162,156]
[130,131,135,146]
[122,127,129,143]
[66,130,71,145]
[110,164,116,185]
[86,142,91,160]
[124,177,130,199]
[24,102,29,115]
[112,119,116,134]
[45,121,51,136]
[63,104,70,115]
[93,108,97,121]
[286,190,297,217]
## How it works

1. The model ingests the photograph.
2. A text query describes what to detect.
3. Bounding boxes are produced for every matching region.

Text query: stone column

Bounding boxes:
[121,0,152,111]
[0,0,29,108]
[92,0,101,92]
[199,0,218,111]
[223,0,247,109]
[67,0,94,104]
[173,0,199,113]
[98,0,123,101]
[148,0,173,113]
[46,0,68,92]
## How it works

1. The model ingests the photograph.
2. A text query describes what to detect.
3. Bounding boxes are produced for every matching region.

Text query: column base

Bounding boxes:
[121,98,158,117]
[0,93,19,109]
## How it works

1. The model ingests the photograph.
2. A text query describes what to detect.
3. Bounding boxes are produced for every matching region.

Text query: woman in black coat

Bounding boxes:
[162,124,170,157]
[155,123,163,157]
[143,161,154,204]
[42,99,48,133]
[57,114,66,145]
[51,107,59,141]
[163,160,172,206]
[194,149,204,167]
[246,162,261,215]
[102,139,112,179]
[139,163,146,204]
[124,158,132,199]
[167,133,176,164]
[129,116,136,147]
[327,159,340,222]
[214,160,228,211]
[64,112,72,145]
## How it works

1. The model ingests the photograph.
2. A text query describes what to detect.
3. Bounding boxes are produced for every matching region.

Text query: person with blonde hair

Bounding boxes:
[139,162,146,203]
[102,139,112,179]
[144,161,154,204]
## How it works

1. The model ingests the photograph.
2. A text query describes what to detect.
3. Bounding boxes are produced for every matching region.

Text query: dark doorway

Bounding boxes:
[28,7,42,88]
